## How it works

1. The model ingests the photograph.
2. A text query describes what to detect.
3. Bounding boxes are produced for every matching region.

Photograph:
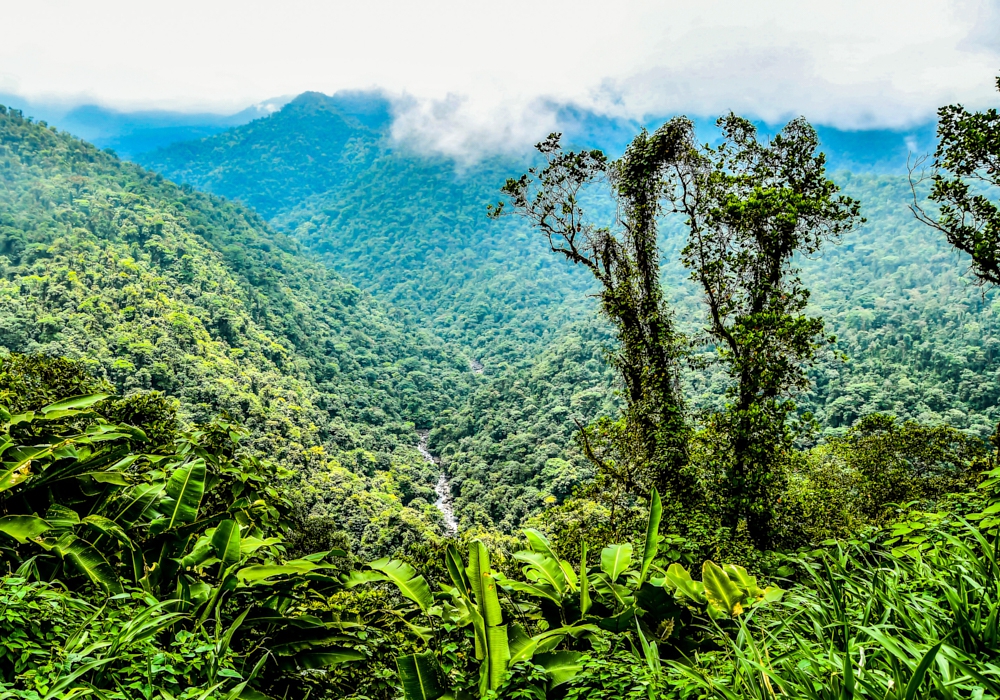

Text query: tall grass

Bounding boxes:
[668,525,1000,698]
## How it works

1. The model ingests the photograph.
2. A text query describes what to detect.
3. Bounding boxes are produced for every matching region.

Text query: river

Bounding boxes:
[417,430,458,536]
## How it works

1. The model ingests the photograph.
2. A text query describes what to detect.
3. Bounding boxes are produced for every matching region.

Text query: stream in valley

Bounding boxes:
[417,430,458,536]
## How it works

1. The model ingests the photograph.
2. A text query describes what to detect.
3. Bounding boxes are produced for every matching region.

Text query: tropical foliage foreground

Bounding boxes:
[1,384,999,698]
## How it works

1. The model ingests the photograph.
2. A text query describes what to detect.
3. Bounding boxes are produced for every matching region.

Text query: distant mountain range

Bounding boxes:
[0,93,291,158]
[1,89,938,173]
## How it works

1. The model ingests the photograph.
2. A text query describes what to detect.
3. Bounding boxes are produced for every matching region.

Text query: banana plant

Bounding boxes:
[352,539,590,700]
[0,395,364,686]
[659,560,785,618]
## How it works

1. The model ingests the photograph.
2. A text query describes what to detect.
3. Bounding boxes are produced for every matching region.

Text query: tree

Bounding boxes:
[666,115,862,547]
[911,77,1000,286]
[489,127,695,516]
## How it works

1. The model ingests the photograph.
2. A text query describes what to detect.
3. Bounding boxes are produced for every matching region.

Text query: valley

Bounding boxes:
[2,71,999,700]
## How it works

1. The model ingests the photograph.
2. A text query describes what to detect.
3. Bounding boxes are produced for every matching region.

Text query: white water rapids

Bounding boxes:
[417,430,458,536]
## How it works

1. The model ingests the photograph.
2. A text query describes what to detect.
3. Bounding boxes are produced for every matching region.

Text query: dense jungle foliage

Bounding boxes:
[3,80,1000,699]
[141,93,1000,531]
[0,105,475,554]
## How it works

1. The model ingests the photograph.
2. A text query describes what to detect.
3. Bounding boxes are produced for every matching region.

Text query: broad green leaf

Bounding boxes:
[722,563,760,596]
[78,471,130,486]
[600,543,633,582]
[237,560,333,582]
[82,515,132,548]
[513,550,567,595]
[289,649,365,670]
[369,557,433,612]
[397,651,446,700]
[523,528,560,561]
[479,570,504,627]
[702,561,744,616]
[534,650,585,688]
[558,559,579,590]
[487,624,510,690]
[0,459,33,493]
[342,570,390,587]
[0,515,51,543]
[211,520,242,569]
[496,576,562,605]
[40,393,112,413]
[110,481,164,527]
[664,563,706,603]
[179,537,215,569]
[466,540,490,604]
[239,535,281,556]
[156,459,206,531]
[639,488,662,585]
[56,535,123,593]
[46,504,81,528]
[508,624,536,663]
[580,543,591,617]
[445,543,470,598]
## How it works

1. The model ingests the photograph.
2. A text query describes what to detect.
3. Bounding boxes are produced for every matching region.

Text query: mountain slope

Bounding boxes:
[0,103,468,551]
[139,92,599,369]
[136,92,1000,531]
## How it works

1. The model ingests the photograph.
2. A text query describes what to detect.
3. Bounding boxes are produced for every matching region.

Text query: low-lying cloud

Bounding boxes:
[3,0,998,160]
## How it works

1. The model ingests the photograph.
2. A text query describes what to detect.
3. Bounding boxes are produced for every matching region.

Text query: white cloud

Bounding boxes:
[2,0,997,157]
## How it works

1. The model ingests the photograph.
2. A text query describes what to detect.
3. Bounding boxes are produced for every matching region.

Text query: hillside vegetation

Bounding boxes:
[141,93,1000,532]
[0,105,471,551]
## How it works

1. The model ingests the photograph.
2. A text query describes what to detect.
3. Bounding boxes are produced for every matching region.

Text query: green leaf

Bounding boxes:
[110,481,164,527]
[81,514,132,548]
[342,570,390,587]
[0,459,34,493]
[40,393,112,413]
[236,559,334,582]
[513,551,567,595]
[155,459,206,531]
[78,471,131,486]
[534,650,585,688]
[580,543,591,617]
[904,641,943,700]
[722,563,760,596]
[487,624,510,689]
[702,561,744,616]
[56,535,123,593]
[0,515,51,543]
[639,488,662,585]
[523,528,561,561]
[287,649,365,670]
[211,520,242,569]
[664,563,706,603]
[497,576,562,605]
[397,651,446,700]
[445,543,470,598]
[369,557,434,612]
[466,540,490,605]
[600,543,633,582]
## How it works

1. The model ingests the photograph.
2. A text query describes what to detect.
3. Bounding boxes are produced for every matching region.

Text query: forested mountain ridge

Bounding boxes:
[136,91,1000,533]
[139,92,599,368]
[0,104,471,551]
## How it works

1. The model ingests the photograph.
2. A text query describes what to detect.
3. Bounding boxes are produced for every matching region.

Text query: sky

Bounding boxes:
[2,0,998,157]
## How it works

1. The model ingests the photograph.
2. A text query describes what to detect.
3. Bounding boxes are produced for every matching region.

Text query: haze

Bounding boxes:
[2,0,998,156]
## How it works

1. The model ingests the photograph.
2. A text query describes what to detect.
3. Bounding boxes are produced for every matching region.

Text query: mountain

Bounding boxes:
[140,91,600,369]
[133,90,1000,531]
[0,93,291,159]
[0,102,472,554]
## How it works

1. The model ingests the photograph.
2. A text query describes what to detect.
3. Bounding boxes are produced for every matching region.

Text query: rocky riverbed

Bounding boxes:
[417,430,458,536]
